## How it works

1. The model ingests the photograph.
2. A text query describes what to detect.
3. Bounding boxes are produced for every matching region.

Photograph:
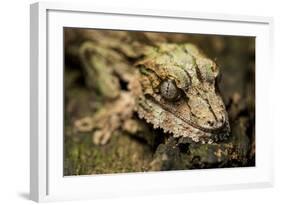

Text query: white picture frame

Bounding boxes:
[30,2,274,202]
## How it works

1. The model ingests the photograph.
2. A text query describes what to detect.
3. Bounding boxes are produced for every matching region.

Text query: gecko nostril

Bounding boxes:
[207,120,214,126]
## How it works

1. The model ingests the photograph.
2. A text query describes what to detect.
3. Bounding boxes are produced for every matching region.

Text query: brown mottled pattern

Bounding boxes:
[134,43,230,143]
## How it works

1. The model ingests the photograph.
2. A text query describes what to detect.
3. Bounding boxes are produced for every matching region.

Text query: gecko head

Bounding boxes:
[134,43,230,143]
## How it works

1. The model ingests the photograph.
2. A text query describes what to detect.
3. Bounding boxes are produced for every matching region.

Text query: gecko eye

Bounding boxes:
[160,79,181,101]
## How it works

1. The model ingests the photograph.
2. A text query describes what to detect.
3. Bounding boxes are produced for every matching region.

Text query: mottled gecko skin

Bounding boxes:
[75,42,230,144]
[134,43,230,143]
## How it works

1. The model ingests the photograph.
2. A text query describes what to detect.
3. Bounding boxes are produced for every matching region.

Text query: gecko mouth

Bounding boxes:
[145,94,230,135]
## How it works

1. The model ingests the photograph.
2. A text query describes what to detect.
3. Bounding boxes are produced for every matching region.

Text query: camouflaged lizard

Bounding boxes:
[72,32,230,145]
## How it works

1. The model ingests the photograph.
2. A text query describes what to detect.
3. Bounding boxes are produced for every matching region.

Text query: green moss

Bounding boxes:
[64,129,154,175]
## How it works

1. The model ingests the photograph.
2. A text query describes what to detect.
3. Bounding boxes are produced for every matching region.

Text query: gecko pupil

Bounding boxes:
[160,79,180,101]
